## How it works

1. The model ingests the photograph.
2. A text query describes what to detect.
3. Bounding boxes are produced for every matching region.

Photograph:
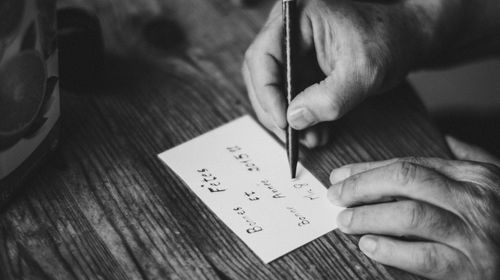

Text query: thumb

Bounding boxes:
[286,69,368,130]
[446,135,500,167]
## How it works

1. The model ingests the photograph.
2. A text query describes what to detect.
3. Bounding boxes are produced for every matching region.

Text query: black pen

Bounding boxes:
[283,0,298,179]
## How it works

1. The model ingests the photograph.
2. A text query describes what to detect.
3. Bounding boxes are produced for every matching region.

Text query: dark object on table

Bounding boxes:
[0,0,60,212]
[58,8,104,91]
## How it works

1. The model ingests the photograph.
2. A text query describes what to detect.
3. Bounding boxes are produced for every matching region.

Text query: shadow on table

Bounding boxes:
[432,109,500,158]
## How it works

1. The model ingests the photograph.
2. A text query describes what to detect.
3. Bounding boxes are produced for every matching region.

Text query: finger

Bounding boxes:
[287,68,369,130]
[245,6,287,129]
[243,63,285,142]
[245,57,324,149]
[330,159,399,185]
[359,235,471,280]
[329,157,472,185]
[446,135,500,167]
[301,129,321,149]
[337,200,464,245]
[328,161,462,216]
[300,124,331,149]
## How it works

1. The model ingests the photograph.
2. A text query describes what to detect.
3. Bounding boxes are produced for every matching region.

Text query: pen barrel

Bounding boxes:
[283,0,298,104]
[283,0,299,174]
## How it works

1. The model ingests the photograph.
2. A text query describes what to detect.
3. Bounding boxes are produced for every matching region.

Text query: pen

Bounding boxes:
[283,0,298,179]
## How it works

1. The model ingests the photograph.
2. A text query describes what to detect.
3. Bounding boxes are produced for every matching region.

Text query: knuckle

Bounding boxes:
[401,156,424,165]
[348,208,366,229]
[417,245,440,274]
[417,245,457,277]
[440,258,456,278]
[343,174,360,198]
[355,48,386,92]
[360,59,384,91]
[403,201,425,230]
[393,161,420,186]
[348,211,358,229]
[429,208,460,238]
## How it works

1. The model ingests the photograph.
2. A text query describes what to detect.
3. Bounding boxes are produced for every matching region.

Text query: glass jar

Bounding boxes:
[0,0,59,207]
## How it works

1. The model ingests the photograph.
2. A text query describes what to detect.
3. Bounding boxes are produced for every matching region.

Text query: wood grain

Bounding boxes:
[0,0,450,279]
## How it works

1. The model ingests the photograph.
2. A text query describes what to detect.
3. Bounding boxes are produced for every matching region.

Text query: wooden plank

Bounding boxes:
[0,0,449,279]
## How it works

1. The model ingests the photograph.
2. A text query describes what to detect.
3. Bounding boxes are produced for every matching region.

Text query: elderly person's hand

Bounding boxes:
[328,136,500,280]
[242,0,465,147]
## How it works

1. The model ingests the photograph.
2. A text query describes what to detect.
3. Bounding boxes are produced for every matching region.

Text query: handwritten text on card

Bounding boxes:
[158,116,344,263]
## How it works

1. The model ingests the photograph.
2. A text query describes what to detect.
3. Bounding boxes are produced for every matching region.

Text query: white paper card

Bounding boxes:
[158,116,344,263]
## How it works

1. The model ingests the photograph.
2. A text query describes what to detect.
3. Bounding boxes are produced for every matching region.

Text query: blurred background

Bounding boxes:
[58,0,500,159]
[410,60,500,157]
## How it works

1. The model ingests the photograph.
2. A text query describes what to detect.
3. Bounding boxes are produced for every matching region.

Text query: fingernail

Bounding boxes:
[329,167,351,184]
[288,108,315,130]
[338,209,353,229]
[328,183,343,204]
[360,236,377,254]
[302,131,319,149]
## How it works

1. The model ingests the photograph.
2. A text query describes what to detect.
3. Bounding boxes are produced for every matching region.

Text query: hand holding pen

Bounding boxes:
[242,0,441,149]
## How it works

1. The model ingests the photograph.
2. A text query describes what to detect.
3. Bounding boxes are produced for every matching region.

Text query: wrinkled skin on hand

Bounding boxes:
[242,0,462,147]
[243,0,500,279]
[328,137,500,280]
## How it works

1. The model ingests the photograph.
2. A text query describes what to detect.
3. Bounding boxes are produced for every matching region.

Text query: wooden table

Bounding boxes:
[0,0,451,279]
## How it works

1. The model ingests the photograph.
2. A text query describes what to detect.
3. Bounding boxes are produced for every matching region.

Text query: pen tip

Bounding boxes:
[290,161,297,179]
